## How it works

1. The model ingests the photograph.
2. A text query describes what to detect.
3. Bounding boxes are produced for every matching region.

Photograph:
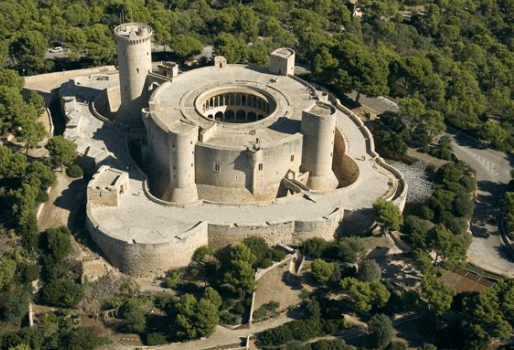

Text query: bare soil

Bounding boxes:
[253,263,302,316]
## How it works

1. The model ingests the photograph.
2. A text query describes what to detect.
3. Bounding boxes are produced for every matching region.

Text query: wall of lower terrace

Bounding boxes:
[86,206,209,276]
[208,207,343,248]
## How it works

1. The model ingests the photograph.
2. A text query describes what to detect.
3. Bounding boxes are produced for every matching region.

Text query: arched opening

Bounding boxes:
[236,110,246,122]
[215,111,223,121]
[248,111,257,121]
[242,95,246,105]
[225,110,235,120]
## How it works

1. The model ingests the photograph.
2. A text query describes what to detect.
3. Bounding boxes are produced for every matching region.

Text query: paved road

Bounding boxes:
[352,92,514,277]
[447,129,514,277]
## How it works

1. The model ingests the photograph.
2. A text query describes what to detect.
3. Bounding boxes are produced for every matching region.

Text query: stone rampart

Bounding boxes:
[332,126,359,187]
[24,66,117,87]
[328,94,408,211]
[87,207,208,275]
[207,207,343,248]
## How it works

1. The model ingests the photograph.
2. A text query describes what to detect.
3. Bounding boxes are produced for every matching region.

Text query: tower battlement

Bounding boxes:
[114,23,153,43]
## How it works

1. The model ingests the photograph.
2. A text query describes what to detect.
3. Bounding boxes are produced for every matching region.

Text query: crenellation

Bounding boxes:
[57,24,409,276]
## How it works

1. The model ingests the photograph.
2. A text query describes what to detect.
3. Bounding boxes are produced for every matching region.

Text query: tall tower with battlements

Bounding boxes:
[114,22,153,126]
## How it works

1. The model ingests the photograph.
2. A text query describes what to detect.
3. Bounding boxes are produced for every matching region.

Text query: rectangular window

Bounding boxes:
[214,163,220,172]
[258,163,263,171]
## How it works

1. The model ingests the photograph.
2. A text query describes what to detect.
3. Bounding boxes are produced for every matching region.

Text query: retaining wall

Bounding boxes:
[86,207,208,275]
[208,207,343,248]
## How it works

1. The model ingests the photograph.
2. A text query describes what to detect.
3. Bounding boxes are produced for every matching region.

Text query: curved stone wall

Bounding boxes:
[87,207,208,276]
[207,206,343,248]
[195,134,303,201]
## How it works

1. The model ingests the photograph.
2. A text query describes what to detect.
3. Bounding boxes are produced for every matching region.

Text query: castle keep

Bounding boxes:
[53,23,407,275]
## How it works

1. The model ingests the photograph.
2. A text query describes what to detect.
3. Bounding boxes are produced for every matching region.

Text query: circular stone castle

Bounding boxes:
[50,23,407,275]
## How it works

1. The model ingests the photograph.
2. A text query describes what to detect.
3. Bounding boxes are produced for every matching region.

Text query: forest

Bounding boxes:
[1,0,514,349]
[2,0,514,151]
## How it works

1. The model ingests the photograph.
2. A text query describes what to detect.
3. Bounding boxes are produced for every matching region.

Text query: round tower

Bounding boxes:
[114,23,153,126]
[300,101,339,191]
[162,124,199,203]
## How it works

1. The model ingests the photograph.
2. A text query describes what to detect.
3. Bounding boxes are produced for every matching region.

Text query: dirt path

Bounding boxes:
[38,171,78,231]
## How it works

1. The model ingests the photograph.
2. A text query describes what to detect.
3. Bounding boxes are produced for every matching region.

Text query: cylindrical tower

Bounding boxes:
[162,124,199,203]
[114,23,153,126]
[300,101,338,191]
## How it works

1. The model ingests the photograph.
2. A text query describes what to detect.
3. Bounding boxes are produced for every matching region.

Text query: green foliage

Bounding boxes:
[223,243,257,294]
[0,327,43,350]
[0,250,19,290]
[192,246,216,263]
[0,286,31,323]
[40,279,85,308]
[300,236,366,263]
[464,279,514,340]
[311,259,335,285]
[505,191,514,231]
[39,226,72,266]
[300,238,328,258]
[119,299,146,334]
[340,277,391,312]
[369,314,394,348]
[214,33,247,63]
[66,164,83,178]
[242,237,285,268]
[373,199,402,232]
[253,301,279,322]
[357,260,382,282]
[309,339,355,350]
[164,269,181,288]
[257,299,345,348]
[101,296,123,310]
[203,287,222,310]
[173,293,219,340]
[420,272,456,316]
[170,34,203,61]
[45,136,77,170]
[55,326,110,350]
[145,332,167,346]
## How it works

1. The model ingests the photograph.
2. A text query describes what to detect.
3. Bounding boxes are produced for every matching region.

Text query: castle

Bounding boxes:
[51,23,407,275]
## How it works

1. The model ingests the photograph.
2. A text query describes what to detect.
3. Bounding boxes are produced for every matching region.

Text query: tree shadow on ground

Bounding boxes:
[394,316,436,349]
[367,248,420,287]
[494,244,514,263]
[342,207,375,235]
[53,178,87,212]
[281,271,303,290]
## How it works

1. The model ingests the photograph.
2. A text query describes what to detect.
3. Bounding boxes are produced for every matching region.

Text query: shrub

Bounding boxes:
[101,296,124,310]
[231,302,245,315]
[164,269,181,288]
[119,299,146,334]
[357,260,382,282]
[220,311,239,325]
[253,301,280,322]
[369,314,394,348]
[259,258,273,269]
[40,279,85,308]
[311,259,335,284]
[146,333,167,346]
[270,248,286,262]
[66,164,83,178]
[300,238,328,258]
[36,189,49,203]
[257,324,294,347]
